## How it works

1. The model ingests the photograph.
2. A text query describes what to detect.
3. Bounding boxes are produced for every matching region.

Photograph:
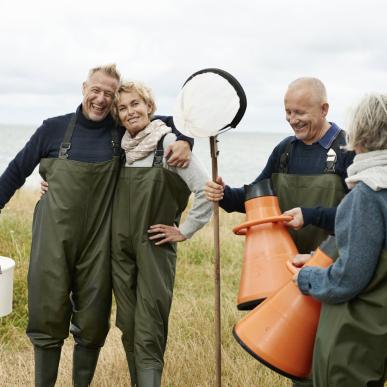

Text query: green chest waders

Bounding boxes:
[313,249,387,387]
[272,140,347,387]
[272,173,346,387]
[271,173,346,254]
[26,114,121,387]
[272,134,348,255]
[111,150,191,387]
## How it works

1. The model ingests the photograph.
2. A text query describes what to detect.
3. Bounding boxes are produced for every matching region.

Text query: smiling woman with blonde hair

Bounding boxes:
[294,93,387,387]
[111,80,212,387]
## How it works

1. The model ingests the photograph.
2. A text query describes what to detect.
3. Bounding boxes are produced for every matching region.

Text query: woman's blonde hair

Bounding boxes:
[113,81,157,124]
[346,93,387,151]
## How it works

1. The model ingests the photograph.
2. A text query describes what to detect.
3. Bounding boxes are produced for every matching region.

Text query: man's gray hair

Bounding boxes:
[287,77,328,104]
[87,63,121,83]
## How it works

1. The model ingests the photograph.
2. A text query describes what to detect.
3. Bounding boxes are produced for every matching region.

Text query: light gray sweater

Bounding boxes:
[124,133,212,239]
[297,182,387,303]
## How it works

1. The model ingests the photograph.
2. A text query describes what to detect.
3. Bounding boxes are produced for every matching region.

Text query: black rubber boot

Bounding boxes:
[137,368,162,387]
[34,346,61,387]
[72,344,100,387]
[123,349,137,387]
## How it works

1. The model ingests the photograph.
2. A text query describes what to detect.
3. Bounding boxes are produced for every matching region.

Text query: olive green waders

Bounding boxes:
[271,172,346,387]
[26,115,120,387]
[112,156,191,387]
[272,173,346,254]
[312,249,387,387]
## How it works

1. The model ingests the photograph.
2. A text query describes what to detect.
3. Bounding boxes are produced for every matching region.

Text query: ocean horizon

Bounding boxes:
[0,124,288,189]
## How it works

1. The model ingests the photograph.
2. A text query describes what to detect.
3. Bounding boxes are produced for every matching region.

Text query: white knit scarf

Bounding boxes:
[345,149,387,191]
[121,119,171,165]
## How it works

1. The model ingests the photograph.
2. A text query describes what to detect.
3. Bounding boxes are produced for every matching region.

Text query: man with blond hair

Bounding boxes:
[0,64,192,387]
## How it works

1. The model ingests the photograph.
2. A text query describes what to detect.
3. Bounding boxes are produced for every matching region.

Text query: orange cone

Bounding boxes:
[233,179,298,310]
[233,236,336,380]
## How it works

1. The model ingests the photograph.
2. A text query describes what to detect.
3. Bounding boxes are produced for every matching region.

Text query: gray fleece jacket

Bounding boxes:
[297,181,387,303]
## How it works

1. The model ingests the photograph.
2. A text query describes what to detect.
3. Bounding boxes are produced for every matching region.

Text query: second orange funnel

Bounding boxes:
[233,236,336,379]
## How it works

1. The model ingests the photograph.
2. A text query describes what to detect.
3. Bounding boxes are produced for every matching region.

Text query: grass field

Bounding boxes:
[0,189,292,386]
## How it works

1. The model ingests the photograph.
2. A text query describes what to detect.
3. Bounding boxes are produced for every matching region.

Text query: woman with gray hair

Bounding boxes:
[293,93,387,386]
[111,81,212,387]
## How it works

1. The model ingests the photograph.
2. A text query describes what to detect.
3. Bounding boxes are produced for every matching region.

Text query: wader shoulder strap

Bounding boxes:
[58,114,77,159]
[59,114,122,159]
[111,126,121,157]
[276,139,293,174]
[152,134,168,167]
[324,130,346,174]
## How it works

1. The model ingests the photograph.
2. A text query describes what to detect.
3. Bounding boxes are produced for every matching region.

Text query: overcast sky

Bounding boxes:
[0,0,386,132]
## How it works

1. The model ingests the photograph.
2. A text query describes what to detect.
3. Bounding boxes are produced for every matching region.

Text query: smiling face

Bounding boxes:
[284,84,330,145]
[82,71,119,122]
[117,91,152,136]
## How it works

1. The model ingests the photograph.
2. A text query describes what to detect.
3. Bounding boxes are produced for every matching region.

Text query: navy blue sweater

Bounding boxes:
[0,106,193,210]
[220,123,355,232]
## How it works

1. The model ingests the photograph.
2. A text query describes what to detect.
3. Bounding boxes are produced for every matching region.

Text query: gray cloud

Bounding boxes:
[0,0,386,130]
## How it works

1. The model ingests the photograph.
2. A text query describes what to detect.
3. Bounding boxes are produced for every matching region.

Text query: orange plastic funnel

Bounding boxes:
[233,236,336,380]
[234,179,298,310]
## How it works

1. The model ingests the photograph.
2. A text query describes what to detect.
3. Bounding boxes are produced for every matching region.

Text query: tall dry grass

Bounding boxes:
[0,189,292,386]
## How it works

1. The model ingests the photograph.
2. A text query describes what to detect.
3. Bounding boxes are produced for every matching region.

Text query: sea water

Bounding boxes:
[0,124,288,189]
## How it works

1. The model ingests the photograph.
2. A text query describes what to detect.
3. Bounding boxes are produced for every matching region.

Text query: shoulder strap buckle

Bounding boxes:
[111,139,120,150]
[58,113,77,159]
[277,139,294,174]
[278,152,289,173]
[111,126,121,156]
[325,148,337,173]
[152,134,168,167]
[58,142,71,159]
[153,149,164,167]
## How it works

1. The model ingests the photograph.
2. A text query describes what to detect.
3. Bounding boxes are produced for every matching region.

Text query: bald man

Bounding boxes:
[205,77,355,385]
[206,77,354,253]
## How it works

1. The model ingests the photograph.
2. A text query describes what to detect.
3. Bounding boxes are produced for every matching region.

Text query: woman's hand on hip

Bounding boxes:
[148,224,187,245]
[40,180,49,198]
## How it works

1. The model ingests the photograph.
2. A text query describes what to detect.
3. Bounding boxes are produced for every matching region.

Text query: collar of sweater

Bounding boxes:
[76,104,115,129]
